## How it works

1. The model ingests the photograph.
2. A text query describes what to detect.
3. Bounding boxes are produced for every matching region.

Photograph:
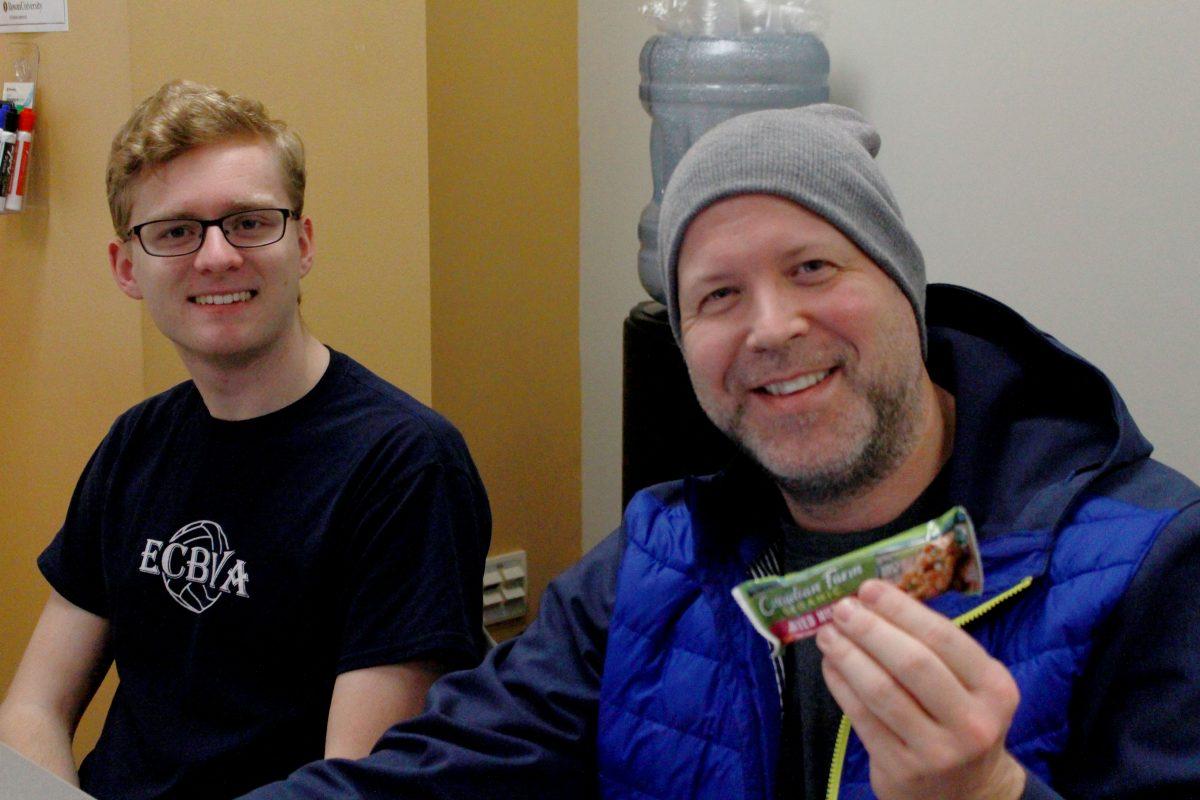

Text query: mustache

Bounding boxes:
[732,348,850,389]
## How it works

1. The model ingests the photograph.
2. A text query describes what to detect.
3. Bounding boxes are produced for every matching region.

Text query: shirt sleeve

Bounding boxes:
[37,433,120,618]
[237,529,623,800]
[333,427,493,674]
[1053,499,1200,797]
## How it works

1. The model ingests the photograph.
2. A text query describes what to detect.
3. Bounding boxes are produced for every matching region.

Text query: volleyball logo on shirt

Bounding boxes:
[138,520,251,613]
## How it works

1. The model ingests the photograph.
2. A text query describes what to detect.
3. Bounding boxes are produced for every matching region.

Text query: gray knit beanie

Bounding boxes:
[658,103,926,355]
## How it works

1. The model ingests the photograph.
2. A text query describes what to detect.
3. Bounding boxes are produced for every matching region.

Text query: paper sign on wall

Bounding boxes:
[1,0,68,33]
[2,81,31,104]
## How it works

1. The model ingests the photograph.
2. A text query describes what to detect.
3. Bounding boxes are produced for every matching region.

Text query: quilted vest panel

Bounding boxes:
[598,485,779,800]
[837,496,1174,798]
[600,490,1173,800]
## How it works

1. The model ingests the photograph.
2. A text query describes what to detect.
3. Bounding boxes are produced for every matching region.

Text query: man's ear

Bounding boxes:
[109,239,143,299]
[297,215,315,278]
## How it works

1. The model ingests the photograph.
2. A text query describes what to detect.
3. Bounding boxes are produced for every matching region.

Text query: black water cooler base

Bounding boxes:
[622,301,737,509]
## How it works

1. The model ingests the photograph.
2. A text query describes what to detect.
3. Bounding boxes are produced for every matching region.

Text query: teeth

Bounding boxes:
[193,291,253,306]
[763,369,830,396]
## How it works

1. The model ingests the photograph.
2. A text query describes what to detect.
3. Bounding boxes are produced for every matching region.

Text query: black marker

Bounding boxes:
[0,104,17,206]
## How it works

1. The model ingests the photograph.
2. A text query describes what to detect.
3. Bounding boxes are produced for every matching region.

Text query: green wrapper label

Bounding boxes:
[732,506,983,656]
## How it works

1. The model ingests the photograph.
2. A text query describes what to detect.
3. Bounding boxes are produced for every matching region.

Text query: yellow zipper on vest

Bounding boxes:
[823,576,1036,800]
[824,714,854,800]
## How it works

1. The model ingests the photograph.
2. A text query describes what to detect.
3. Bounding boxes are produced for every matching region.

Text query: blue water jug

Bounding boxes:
[638,34,830,299]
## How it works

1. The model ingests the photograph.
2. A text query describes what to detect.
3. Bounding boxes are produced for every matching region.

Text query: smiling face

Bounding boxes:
[109,137,314,372]
[677,194,933,509]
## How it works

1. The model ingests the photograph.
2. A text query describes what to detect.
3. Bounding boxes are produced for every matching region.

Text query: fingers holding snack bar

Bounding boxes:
[815,580,1025,800]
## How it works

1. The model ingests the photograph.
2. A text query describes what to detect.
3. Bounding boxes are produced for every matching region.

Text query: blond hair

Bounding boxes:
[107,80,305,236]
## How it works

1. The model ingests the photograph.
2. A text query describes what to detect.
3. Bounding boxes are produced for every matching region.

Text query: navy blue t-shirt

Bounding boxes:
[39,349,491,800]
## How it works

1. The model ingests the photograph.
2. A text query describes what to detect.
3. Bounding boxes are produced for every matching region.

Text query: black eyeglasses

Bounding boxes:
[127,208,299,257]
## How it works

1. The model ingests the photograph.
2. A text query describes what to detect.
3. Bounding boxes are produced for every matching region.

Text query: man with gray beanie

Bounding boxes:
[243,105,1200,800]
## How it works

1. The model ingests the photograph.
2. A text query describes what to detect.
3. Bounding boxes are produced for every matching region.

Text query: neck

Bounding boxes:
[783,381,956,533]
[182,328,330,421]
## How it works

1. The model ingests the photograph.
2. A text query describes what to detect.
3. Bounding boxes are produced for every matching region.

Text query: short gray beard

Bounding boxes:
[730,377,920,511]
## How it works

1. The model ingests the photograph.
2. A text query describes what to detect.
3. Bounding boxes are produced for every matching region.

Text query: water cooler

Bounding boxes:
[622,22,831,507]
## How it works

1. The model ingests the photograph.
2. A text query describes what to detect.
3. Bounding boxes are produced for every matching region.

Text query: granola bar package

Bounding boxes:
[732,506,983,656]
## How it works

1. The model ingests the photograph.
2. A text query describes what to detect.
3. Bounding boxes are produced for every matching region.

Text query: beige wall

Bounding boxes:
[578,4,655,549]
[0,2,141,758]
[2,0,580,765]
[127,1,434,399]
[428,2,582,636]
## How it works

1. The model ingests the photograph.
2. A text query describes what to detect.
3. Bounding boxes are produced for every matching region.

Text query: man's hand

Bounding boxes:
[814,579,1025,800]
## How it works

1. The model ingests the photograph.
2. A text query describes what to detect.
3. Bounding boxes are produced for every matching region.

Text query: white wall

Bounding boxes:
[579,1,652,550]
[580,1,1200,550]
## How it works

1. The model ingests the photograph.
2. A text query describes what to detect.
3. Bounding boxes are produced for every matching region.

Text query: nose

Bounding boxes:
[191,227,244,274]
[744,288,809,351]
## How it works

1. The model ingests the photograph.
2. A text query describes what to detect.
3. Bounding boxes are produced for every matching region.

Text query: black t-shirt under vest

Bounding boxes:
[775,472,950,799]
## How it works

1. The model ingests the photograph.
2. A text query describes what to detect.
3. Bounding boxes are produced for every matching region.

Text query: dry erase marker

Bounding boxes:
[5,107,36,212]
[0,104,16,211]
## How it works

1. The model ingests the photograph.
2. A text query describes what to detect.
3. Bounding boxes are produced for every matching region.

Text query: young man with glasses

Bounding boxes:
[0,80,492,799]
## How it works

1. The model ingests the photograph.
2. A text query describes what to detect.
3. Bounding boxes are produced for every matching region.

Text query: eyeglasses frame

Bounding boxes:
[125,208,300,257]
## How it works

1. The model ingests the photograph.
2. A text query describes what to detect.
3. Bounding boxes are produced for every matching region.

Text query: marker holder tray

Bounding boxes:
[0,40,38,213]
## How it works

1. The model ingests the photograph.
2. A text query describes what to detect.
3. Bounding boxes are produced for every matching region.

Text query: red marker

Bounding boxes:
[5,108,36,212]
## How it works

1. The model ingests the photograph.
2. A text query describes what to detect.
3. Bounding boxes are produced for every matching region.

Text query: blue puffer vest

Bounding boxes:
[597,482,1174,800]
[597,284,1195,800]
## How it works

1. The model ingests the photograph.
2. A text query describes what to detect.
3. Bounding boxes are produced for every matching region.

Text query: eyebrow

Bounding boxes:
[681,267,735,291]
[779,244,815,261]
[143,198,285,222]
[684,243,817,283]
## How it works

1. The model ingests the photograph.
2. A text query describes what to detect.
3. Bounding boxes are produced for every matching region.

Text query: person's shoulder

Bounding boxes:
[103,379,200,441]
[68,380,201,483]
[625,458,774,515]
[326,349,474,462]
[329,349,463,435]
[1091,455,1200,516]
